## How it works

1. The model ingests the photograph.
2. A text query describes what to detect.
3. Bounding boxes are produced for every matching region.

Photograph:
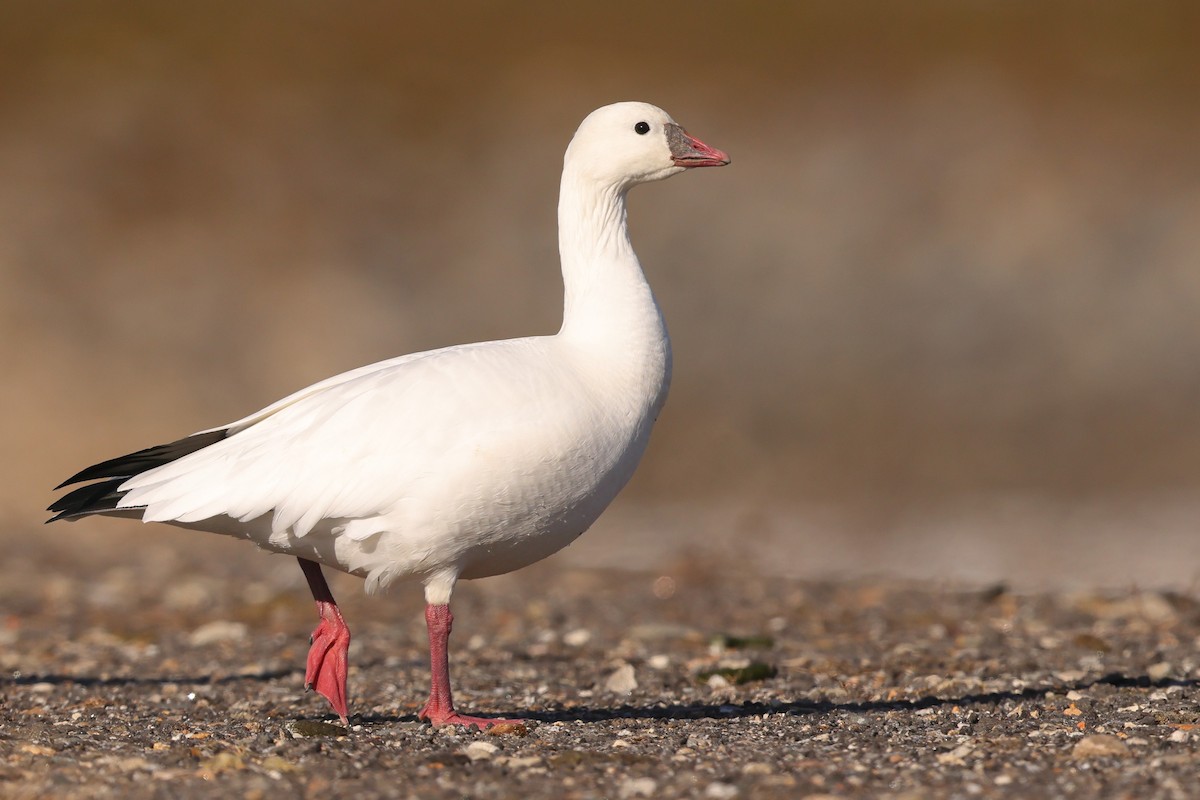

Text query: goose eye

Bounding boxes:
[634,121,650,135]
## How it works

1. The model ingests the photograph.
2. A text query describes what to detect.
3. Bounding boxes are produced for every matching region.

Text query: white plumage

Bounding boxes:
[51,101,729,727]
[125,334,664,600]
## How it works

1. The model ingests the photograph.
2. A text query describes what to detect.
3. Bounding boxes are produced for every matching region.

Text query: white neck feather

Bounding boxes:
[555,169,667,352]
[553,165,672,419]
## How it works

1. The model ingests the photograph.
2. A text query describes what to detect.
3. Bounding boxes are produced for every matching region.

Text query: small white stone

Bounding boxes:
[1147,662,1172,681]
[648,654,671,670]
[704,782,740,799]
[706,674,730,689]
[188,620,247,647]
[936,743,974,766]
[463,741,499,761]
[1072,734,1131,759]
[1168,729,1190,743]
[563,629,592,647]
[618,777,657,798]
[605,662,638,694]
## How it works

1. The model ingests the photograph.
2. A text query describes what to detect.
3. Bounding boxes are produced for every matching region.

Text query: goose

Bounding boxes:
[48,101,729,729]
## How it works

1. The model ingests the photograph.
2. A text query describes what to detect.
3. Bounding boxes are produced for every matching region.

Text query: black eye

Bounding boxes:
[634,121,650,135]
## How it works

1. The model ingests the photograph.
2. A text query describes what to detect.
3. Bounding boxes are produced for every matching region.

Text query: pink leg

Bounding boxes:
[417,603,526,729]
[299,558,351,726]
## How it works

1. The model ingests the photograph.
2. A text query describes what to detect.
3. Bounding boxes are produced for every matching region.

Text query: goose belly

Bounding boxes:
[432,417,653,581]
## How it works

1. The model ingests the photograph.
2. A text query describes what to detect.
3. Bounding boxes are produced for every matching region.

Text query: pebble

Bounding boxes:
[199,752,245,774]
[464,741,499,761]
[188,620,247,647]
[260,755,298,774]
[706,674,731,689]
[20,744,55,756]
[629,623,694,641]
[563,629,592,647]
[704,782,739,799]
[1072,734,1131,759]
[605,662,638,693]
[936,743,974,766]
[286,721,347,738]
[618,777,657,798]
[1147,662,1172,681]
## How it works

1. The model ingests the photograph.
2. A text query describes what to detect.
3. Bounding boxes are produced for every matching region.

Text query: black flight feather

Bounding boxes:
[46,478,129,522]
[47,429,229,522]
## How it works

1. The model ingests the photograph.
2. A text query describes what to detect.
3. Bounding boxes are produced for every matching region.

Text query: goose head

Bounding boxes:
[564,102,730,191]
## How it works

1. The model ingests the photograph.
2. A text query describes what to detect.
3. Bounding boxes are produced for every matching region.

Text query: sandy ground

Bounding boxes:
[2,525,1198,799]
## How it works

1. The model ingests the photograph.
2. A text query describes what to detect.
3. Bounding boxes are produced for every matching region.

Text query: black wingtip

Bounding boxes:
[46,478,127,522]
[54,430,229,490]
[47,429,229,523]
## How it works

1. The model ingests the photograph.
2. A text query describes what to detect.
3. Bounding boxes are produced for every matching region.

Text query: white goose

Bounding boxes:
[49,102,729,729]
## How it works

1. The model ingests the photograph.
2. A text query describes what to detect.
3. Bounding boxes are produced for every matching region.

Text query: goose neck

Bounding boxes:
[556,171,661,346]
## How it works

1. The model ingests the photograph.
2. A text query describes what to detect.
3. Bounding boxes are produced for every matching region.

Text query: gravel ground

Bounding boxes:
[2,529,1199,799]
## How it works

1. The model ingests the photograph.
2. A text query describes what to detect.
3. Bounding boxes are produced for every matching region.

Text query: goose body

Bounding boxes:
[50,101,729,727]
[123,329,668,600]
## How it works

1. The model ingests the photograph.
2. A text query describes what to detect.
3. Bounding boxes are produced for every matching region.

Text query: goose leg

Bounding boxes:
[417,603,525,729]
[298,558,351,725]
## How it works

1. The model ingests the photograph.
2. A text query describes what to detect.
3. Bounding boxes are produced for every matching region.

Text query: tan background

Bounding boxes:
[4,1,1199,589]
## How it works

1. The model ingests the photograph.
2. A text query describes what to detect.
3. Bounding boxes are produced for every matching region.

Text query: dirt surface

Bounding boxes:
[2,530,1199,799]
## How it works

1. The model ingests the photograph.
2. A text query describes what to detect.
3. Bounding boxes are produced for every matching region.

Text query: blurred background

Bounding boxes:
[4,1,1200,590]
